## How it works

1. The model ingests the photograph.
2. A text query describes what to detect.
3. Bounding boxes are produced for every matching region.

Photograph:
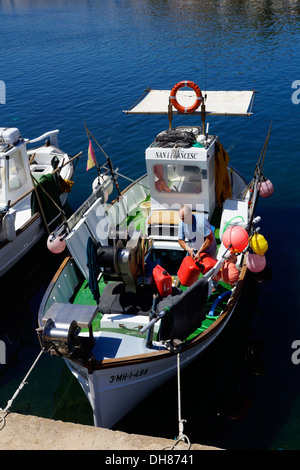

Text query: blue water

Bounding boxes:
[1,0,300,450]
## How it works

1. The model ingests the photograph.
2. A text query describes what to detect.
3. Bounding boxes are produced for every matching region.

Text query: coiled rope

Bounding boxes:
[0,347,47,430]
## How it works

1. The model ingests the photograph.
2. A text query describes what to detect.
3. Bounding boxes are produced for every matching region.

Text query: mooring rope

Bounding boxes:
[163,349,191,450]
[0,347,46,430]
[171,352,191,450]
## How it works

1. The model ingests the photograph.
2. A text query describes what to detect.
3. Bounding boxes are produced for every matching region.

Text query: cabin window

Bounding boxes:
[8,151,27,192]
[153,164,202,194]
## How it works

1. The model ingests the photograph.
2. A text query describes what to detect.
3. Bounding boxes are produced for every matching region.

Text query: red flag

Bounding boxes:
[86,140,97,171]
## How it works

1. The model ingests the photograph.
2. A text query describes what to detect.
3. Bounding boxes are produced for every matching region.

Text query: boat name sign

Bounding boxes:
[67,361,150,383]
[109,368,149,383]
[154,151,197,160]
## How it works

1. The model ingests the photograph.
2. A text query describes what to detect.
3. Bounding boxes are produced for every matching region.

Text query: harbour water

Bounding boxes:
[0,0,300,450]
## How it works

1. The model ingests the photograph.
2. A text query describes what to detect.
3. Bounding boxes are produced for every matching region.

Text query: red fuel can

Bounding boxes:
[177,253,217,287]
[199,253,217,274]
[152,265,172,297]
[177,256,201,287]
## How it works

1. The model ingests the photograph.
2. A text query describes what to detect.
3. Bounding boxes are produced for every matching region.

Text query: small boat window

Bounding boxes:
[153,164,202,194]
[8,151,27,192]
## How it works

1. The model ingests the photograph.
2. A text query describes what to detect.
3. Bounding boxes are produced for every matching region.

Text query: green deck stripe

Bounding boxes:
[72,202,231,338]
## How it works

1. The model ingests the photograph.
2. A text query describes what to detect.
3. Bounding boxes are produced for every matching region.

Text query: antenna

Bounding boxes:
[201,49,208,134]
[205,49,207,95]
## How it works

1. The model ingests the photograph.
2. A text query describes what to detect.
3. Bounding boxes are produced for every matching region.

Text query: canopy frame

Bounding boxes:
[124,88,256,118]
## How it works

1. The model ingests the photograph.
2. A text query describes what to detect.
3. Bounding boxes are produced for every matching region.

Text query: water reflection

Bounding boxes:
[0,238,65,352]
[1,0,300,20]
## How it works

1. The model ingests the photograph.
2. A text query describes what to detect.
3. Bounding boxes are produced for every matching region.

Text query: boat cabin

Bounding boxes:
[125,88,255,243]
[0,128,33,208]
[146,126,216,217]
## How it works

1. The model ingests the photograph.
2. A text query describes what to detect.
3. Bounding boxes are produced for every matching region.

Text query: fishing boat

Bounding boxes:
[0,127,76,278]
[37,82,272,433]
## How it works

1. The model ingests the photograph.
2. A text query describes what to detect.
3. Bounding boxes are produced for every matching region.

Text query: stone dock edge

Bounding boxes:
[0,412,222,450]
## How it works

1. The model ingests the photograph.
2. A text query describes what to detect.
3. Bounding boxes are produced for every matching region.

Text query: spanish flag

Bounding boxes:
[86,140,97,171]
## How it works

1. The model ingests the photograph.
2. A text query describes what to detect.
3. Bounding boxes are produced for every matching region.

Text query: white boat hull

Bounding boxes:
[64,306,233,429]
[0,131,74,278]
[0,213,43,277]
[0,192,69,278]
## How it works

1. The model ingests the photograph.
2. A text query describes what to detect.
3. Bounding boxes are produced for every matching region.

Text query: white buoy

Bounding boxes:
[4,209,16,241]
[92,175,113,197]
[47,235,66,254]
[246,253,266,273]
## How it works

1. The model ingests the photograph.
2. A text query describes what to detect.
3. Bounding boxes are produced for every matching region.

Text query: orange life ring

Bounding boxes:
[170,81,202,114]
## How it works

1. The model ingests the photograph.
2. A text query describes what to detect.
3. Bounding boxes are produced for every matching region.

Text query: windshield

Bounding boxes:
[153,164,203,194]
[8,150,27,192]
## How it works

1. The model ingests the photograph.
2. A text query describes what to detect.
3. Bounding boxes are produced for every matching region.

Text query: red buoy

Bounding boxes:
[221,261,240,285]
[222,226,249,253]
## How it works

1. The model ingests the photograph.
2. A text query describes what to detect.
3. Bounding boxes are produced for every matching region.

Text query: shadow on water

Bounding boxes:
[0,241,278,449]
[1,206,299,449]
[114,270,271,449]
[0,238,270,448]
[0,236,94,426]
[0,239,64,403]
[0,238,64,341]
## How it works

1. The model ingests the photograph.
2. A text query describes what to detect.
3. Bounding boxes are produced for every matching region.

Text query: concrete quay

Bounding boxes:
[0,412,221,451]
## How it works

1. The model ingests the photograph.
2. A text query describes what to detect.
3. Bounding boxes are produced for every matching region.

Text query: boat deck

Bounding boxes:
[90,331,161,360]
[74,277,232,340]
[72,201,232,343]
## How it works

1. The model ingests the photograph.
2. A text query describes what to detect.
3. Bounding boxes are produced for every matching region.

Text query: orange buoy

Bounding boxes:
[222,226,249,253]
[221,261,240,285]
[170,81,202,114]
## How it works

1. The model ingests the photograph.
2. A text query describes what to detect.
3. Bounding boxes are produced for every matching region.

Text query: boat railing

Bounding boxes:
[9,187,34,208]
[52,184,106,239]
[26,129,60,148]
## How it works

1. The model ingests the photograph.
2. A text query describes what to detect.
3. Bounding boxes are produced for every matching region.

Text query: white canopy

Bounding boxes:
[124,89,255,116]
